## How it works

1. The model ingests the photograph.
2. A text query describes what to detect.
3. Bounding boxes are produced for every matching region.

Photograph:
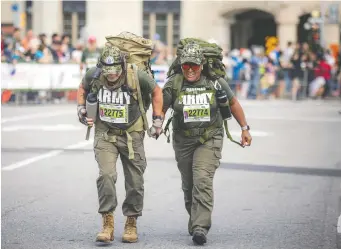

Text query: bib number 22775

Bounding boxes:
[183,104,210,123]
[99,104,128,123]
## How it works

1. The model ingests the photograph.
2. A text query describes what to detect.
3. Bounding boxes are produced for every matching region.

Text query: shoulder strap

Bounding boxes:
[163,73,184,143]
[130,64,151,137]
[172,74,183,107]
[88,67,102,94]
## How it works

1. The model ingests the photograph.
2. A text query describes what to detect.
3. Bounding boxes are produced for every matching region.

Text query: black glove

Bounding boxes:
[150,116,163,139]
[216,89,228,104]
[77,105,88,126]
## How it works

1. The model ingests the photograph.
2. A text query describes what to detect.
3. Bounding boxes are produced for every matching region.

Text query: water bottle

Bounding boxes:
[213,80,232,120]
[85,92,98,140]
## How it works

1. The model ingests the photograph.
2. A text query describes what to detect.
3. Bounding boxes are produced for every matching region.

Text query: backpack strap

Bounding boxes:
[163,74,183,143]
[87,67,102,95]
[194,78,243,147]
[129,63,151,137]
[215,77,244,147]
[163,75,243,147]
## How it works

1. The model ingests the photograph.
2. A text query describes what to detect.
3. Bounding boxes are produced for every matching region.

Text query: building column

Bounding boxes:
[32,0,62,42]
[222,18,235,52]
[71,12,78,47]
[86,1,142,47]
[323,23,339,48]
[212,17,235,52]
[149,13,156,40]
[167,13,174,52]
[277,21,298,50]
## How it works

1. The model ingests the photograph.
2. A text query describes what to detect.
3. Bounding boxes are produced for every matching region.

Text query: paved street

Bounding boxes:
[1,99,341,249]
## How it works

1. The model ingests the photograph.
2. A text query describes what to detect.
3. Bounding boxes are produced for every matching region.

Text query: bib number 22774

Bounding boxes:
[183,104,210,123]
[99,104,128,123]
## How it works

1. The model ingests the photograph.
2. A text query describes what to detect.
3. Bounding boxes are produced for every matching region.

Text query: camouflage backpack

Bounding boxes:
[105,32,154,76]
[167,38,226,81]
[105,32,154,111]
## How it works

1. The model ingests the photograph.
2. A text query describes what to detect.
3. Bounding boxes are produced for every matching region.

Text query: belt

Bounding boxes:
[100,128,134,160]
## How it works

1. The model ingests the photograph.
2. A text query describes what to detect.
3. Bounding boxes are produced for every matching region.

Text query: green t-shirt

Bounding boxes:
[162,74,234,130]
[162,75,234,110]
[81,48,101,69]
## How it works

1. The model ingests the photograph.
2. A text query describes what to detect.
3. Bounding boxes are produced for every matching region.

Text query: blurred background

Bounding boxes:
[1,2,341,248]
[1,0,341,103]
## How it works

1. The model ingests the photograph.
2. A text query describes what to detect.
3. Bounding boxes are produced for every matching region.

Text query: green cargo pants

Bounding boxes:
[93,129,147,217]
[172,130,223,235]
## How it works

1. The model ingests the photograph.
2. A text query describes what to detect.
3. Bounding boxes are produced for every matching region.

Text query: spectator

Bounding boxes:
[314,53,332,98]
[50,40,65,63]
[71,41,84,64]
[61,34,73,61]
[259,58,276,99]
[24,38,44,62]
[282,41,294,92]
[51,33,61,43]
[248,48,262,99]
[38,33,47,47]
[21,29,34,51]
[80,36,101,72]
[290,50,304,100]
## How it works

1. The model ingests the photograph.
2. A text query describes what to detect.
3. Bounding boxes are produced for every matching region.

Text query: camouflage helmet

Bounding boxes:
[180,42,204,65]
[100,43,125,74]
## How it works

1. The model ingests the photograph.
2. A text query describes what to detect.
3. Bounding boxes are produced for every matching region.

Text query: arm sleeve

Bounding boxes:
[137,70,156,95]
[162,77,174,109]
[219,78,235,101]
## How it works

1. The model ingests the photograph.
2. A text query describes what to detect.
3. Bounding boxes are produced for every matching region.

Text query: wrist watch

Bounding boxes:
[241,125,250,131]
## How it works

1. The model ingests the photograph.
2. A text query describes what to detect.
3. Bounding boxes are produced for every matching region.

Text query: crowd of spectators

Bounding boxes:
[222,42,341,100]
[1,28,101,73]
[2,28,341,101]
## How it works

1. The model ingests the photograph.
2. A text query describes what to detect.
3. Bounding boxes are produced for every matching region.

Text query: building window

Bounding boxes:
[142,0,181,48]
[25,1,33,30]
[78,12,86,38]
[143,13,149,39]
[173,13,180,47]
[62,1,86,43]
[63,12,72,36]
[155,13,167,43]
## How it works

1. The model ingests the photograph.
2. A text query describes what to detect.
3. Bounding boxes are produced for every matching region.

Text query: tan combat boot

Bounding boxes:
[122,216,138,243]
[96,213,114,243]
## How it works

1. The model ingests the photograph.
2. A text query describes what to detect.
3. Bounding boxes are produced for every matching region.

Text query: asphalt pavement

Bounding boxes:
[1,99,341,249]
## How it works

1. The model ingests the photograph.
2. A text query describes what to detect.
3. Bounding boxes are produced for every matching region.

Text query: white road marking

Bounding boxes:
[2,124,82,132]
[1,124,272,137]
[2,140,93,171]
[1,110,74,124]
[338,215,341,234]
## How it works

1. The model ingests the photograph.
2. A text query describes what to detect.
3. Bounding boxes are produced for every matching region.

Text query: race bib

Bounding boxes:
[99,103,128,123]
[183,104,210,123]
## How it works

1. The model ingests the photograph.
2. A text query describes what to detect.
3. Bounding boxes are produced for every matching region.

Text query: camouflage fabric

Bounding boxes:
[100,44,124,75]
[180,42,204,65]
[105,32,154,78]
[167,38,226,80]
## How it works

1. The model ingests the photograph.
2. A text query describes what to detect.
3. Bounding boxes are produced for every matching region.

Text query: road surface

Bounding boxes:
[2,99,341,249]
